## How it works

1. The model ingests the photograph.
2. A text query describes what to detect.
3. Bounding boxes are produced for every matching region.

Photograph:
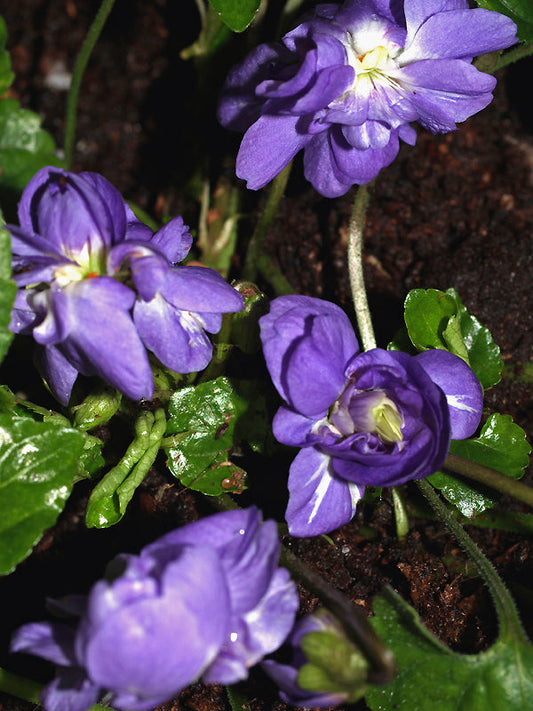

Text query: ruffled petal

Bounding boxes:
[41,670,101,711]
[260,295,358,417]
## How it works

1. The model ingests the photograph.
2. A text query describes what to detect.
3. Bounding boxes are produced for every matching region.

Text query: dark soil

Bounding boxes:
[1,2,532,711]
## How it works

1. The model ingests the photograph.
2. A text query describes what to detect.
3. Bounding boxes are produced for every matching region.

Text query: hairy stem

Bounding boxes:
[417,479,527,645]
[243,161,292,282]
[348,184,376,351]
[64,0,117,167]
[444,453,533,509]
[476,42,533,73]
[258,254,295,295]
[279,546,396,685]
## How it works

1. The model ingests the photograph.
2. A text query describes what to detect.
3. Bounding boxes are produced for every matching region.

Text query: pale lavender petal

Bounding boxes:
[272,406,316,447]
[134,295,214,373]
[286,447,363,537]
[303,132,355,198]
[401,8,517,64]
[415,349,483,439]
[160,266,244,314]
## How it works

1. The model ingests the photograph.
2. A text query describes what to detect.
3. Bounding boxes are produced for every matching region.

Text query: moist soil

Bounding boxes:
[1,2,532,711]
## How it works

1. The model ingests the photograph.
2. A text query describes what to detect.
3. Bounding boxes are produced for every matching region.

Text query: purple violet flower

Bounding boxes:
[7,167,244,404]
[259,295,483,537]
[11,508,298,711]
[218,0,518,197]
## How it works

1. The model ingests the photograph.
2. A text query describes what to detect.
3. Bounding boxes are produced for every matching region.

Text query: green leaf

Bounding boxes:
[475,0,533,42]
[165,376,250,495]
[0,226,16,364]
[403,288,502,388]
[0,413,86,575]
[0,98,63,195]
[365,587,533,711]
[446,289,502,389]
[0,15,15,95]
[404,289,459,352]
[429,414,531,517]
[207,0,261,32]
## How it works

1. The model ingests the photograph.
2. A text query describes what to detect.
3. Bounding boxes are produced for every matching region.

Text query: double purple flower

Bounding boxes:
[260,296,483,536]
[7,167,244,404]
[219,0,517,197]
[11,507,298,711]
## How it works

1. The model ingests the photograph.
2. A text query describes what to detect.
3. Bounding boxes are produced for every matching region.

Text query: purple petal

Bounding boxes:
[398,59,497,132]
[41,670,101,711]
[150,216,192,264]
[38,344,80,405]
[160,266,244,314]
[260,295,358,417]
[11,622,77,667]
[303,131,355,198]
[286,447,363,537]
[415,349,483,439]
[59,279,154,401]
[401,8,517,64]
[272,406,316,447]
[84,546,230,701]
[134,295,214,373]
[218,43,293,131]
[236,114,312,190]
[204,568,298,685]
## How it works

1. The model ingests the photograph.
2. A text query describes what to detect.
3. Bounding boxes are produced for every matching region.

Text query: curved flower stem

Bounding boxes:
[279,546,396,686]
[348,183,376,351]
[417,479,528,645]
[443,453,533,509]
[64,0,117,167]
[242,161,292,283]
[258,254,295,295]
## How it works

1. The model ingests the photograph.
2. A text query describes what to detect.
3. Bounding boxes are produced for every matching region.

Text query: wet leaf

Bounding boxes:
[207,0,261,32]
[0,226,16,364]
[0,413,85,575]
[165,376,248,495]
[366,587,533,711]
[404,288,502,388]
[429,414,531,517]
[0,98,63,194]
[475,0,533,42]
[0,15,14,95]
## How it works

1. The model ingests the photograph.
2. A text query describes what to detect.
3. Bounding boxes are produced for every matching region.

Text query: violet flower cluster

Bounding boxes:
[260,296,483,537]
[7,167,244,404]
[11,507,298,711]
[218,0,517,197]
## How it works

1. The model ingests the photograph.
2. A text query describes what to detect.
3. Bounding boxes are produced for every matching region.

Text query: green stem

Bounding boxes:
[0,667,42,705]
[279,546,396,685]
[225,685,252,711]
[197,313,234,383]
[476,42,533,73]
[347,183,376,351]
[258,254,294,295]
[417,479,527,645]
[391,487,409,540]
[444,453,533,509]
[242,161,292,282]
[64,0,117,167]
